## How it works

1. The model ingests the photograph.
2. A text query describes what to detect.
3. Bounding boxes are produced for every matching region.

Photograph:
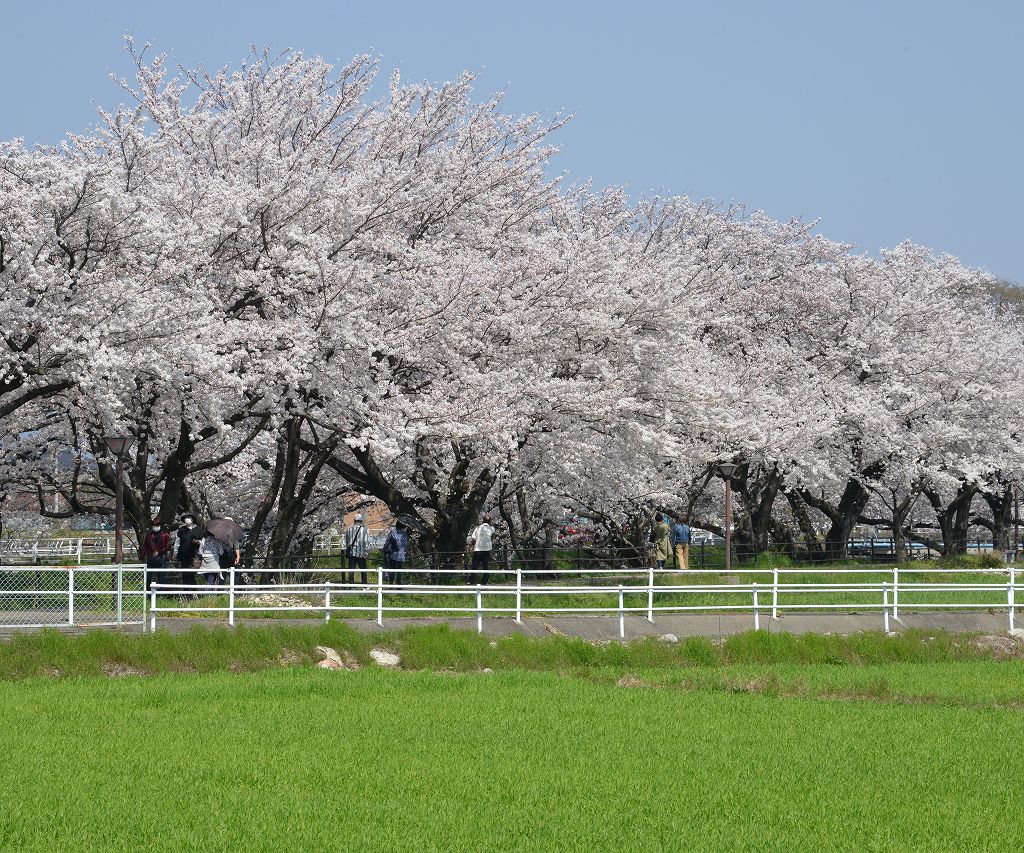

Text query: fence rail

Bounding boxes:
[0,537,133,564]
[148,563,1021,637]
[0,564,147,628]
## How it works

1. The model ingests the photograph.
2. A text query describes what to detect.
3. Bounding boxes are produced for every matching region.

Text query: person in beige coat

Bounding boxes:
[651,513,672,570]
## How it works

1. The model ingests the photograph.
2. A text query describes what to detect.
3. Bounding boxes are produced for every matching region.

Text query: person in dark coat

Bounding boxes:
[176,514,203,592]
[140,522,172,589]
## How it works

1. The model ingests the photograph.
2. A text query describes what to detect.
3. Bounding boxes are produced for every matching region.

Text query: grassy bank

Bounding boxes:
[0,622,1015,682]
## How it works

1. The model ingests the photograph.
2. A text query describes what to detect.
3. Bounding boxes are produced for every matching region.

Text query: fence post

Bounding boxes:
[771,568,778,619]
[892,566,899,620]
[647,564,654,623]
[116,564,123,625]
[883,583,890,633]
[618,585,625,639]
[325,582,331,623]
[700,540,705,569]
[77,538,83,565]
[228,566,236,627]
[752,582,760,631]
[515,566,522,624]
[150,586,157,633]
[376,564,384,627]
[68,567,74,627]
[476,585,483,634]
[1009,565,1015,633]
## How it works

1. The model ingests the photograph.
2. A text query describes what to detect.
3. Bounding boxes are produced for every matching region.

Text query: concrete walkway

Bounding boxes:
[8,610,1015,639]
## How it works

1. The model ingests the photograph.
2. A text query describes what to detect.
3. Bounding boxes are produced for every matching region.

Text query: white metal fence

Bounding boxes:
[0,532,385,564]
[312,530,390,553]
[148,564,1021,637]
[0,564,147,628]
[0,537,134,564]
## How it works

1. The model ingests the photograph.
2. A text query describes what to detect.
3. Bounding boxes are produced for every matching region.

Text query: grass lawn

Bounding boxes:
[1,626,1024,849]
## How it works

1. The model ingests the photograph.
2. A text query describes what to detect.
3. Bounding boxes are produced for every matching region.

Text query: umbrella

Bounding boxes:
[396,514,426,534]
[206,518,244,545]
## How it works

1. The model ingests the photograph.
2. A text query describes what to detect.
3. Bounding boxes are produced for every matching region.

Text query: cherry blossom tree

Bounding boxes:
[3,42,1022,565]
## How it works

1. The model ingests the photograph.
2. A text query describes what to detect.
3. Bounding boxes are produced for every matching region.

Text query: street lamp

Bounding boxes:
[1015,486,1020,564]
[715,462,739,577]
[104,435,134,565]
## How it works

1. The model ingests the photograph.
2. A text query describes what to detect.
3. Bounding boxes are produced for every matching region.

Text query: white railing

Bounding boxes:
[147,564,1019,637]
[312,529,389,553]
[0,536,134,564]
[0,564,148,628]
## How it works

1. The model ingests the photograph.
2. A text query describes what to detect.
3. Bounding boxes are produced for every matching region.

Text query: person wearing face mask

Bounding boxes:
[141,520,172,590]
[176,514,203,594]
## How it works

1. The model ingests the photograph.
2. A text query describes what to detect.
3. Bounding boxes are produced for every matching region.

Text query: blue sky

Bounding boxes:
[5,1,1022,281]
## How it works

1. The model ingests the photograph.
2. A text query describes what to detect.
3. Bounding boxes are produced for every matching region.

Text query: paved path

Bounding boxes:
[5,610,1015,639]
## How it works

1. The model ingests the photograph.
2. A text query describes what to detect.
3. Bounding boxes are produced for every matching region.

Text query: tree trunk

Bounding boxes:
[784,490,823,557]
[321,439,495,568]
[265,418,341,565]
[925,484,978,556]
[542,520,556,573]
[980,485,1012,554]
[430,468,496,568]
[826,480,871,559]
[732,466,782,556]
[890,494,917,563]
[798,468,882,562]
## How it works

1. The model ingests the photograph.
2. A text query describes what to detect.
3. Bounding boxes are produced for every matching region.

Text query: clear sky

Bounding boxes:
[5,0,1022,281]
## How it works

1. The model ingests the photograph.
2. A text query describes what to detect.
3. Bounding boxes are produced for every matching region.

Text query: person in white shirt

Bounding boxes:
[468,514,496,585]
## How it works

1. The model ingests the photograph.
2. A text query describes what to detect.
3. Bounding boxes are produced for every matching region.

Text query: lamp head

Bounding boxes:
[104,435,134,457]
[716,461,739,480]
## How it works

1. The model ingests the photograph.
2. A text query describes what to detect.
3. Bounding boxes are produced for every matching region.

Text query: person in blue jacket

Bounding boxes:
[381,521,410,584]
[670,516,691,571]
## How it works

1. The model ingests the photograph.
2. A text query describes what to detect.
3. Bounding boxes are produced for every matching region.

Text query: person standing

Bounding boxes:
[381,521,409,584]
[140,521,171,590]
[651,513,672,571]
[345,513,370,585]
[176,514,202,593]
[468,514,496,585]
[197,535,226,586]
[671,516,691,571]
[217,517,242,580]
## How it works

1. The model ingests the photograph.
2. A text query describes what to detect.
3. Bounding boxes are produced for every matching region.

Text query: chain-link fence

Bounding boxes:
[0,565,147,628]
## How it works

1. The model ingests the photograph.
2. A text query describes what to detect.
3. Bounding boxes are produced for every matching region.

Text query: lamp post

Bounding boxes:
[104,436,134,565]
[716,462,738,577]
[1015,486,1020,564]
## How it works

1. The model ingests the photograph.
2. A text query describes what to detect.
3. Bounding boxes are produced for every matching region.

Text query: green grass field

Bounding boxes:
[1,626,1024,850]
